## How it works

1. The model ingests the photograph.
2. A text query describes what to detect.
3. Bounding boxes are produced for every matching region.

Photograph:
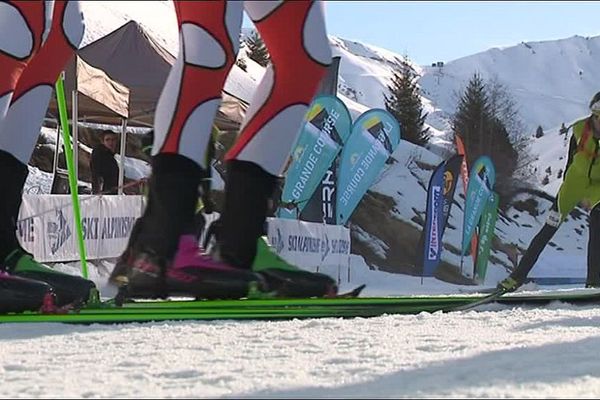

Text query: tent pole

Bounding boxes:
[71,58,79,185]
[118,118,128,195]
[71,89,79,183]
[51,123,61,193]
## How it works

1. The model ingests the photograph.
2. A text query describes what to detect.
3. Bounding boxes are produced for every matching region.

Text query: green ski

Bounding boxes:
[1,288,599,324]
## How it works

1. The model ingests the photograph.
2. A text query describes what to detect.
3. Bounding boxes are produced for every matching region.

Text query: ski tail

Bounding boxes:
[446,288,506,312]
[458,287,498,294]
[331,284,366,298]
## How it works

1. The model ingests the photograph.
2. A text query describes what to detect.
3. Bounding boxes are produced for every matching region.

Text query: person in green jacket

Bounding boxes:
[499,92,600,291]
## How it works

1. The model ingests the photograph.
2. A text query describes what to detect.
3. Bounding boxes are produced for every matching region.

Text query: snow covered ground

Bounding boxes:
[2,258,600,398]
[2,298,600,397]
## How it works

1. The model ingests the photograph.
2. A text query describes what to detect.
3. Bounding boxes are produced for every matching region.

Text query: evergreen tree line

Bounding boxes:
[384,63,533,208]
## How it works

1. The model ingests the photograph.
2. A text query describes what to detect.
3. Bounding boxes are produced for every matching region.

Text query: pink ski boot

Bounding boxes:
[124,235,265,300]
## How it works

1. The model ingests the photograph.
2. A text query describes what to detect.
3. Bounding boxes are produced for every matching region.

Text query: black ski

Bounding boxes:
[458,287,498,294]
[334,284,366,298]
[111,283,366,306]
[446,289,506,312]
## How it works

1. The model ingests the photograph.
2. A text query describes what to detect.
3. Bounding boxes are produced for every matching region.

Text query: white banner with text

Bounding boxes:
[266,217,351,270]
[17,195,145,262]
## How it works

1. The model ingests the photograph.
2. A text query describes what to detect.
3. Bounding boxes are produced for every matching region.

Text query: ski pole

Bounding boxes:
[55,73,89,279]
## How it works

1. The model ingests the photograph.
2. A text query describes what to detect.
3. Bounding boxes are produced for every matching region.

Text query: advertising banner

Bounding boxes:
[266,217,351,270]
[475,191,499,282]
[279,95,351,219]
[336,109,401,225]
[461,156,496,256]
[17,194,145,262]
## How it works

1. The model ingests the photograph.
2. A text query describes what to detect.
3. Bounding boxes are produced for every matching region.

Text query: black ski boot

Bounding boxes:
[217,160,337,298]
[0,272,53,313]
[3,248,98,306]
[253,236,338,298]
[112,154,263,300]
[0,150,98,306]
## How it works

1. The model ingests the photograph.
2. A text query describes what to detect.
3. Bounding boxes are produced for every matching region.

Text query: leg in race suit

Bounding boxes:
[113,0,337,299]
[0,1,97,311]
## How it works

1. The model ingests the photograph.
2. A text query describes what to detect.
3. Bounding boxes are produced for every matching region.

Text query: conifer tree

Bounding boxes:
[452,73,527,207]
[384,59,430,146]
[535,125,544,138]
[453,73,491,158]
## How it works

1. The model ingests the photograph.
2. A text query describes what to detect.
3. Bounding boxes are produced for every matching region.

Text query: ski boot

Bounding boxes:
[113,234,265,300]
[252,236,338,298]
[0,272,54,313]
[110,154,262,299]
[3,248,98,307]
[496,276,522,293]
[0,151,98,307]
[218,160,337,298]
[110,154,265,300]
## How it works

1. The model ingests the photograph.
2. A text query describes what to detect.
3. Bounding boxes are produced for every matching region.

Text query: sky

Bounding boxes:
[248,1,600,66]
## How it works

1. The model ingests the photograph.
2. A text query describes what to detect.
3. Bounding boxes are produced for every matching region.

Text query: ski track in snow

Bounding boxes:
[2,305,600,398]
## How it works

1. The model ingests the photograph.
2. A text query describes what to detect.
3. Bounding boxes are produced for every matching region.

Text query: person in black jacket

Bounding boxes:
[90,131,119,195]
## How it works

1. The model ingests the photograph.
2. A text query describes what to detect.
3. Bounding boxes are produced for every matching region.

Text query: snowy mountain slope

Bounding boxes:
[528,122,574,196]
[419,35,600,134]
[327,33,600,163]
[359,139,590,286]
[80,1,177,53]
[328,34,600,174]
[329,36,408,109]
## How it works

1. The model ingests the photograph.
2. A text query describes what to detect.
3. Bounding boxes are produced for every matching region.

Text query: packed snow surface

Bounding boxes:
[2,259,600,398]
[2,304,600,398]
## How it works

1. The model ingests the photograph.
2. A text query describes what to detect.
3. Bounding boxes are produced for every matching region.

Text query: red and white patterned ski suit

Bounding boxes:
[0,1,83,163]
[153,0,332,176]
